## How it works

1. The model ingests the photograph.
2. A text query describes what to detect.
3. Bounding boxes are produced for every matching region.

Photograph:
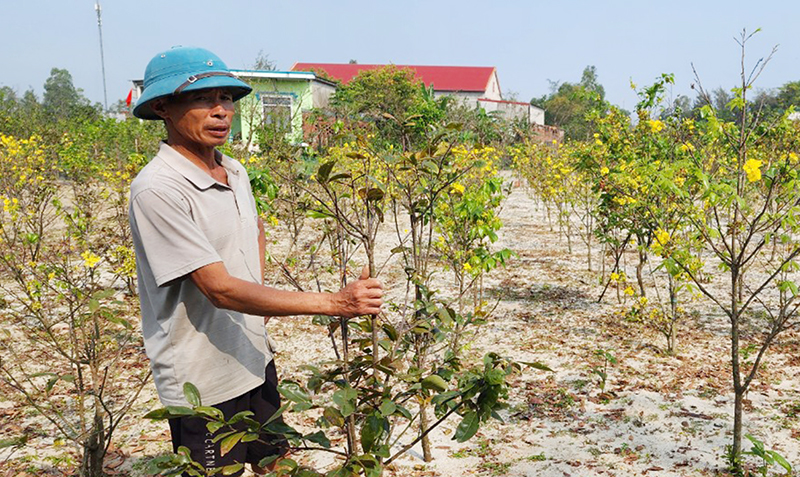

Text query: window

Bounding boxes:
[261,94,292,132]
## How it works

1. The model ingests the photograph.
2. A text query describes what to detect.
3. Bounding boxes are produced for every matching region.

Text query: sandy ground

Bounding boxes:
[3,175,800,476]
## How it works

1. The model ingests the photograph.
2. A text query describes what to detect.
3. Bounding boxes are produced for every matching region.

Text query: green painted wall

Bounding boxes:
[232,76,315,145]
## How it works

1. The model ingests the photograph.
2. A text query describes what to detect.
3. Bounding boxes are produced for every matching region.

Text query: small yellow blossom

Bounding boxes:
[451,183,465,194]
[743,159,763,182]
[463,262,473,272]
[610,272,620,281]
[624,286,635,296]
[81,251,101,268]
[600,166,610,175]
[654,228,670,246]
[647,119,664,133]
[679,142,695,153]
[638,296,648,305]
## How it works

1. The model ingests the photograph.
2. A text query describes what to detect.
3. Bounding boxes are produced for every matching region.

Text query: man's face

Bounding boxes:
[155,88,235,148]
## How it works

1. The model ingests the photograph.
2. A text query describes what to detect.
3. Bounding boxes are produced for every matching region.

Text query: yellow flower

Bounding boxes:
[81,250,101,268]
[647,119,664,133]
[743,159,763,182]
[654,228,670,246]
[463,262,473,272]
[789,152,799,164]
[600,166,610,175]
[679,142,695,153]
[610,272,620,281]
[624,286,635,296]
[638,296,648,305]
[268,215,280,226]
[451,183,465,194]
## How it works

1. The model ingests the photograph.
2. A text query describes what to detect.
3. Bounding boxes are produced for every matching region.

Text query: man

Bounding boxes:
[129,46,382,475]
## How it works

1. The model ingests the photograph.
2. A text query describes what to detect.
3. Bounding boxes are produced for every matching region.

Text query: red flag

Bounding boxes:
[125,89,133,107]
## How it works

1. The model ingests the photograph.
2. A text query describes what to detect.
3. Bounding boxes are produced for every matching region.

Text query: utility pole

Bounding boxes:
[95,0,108,111]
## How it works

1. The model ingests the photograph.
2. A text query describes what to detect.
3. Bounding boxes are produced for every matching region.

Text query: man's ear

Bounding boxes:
[150,97,170,121]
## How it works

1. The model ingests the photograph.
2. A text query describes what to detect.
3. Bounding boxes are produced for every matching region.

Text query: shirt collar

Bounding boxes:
[156,142,239,190]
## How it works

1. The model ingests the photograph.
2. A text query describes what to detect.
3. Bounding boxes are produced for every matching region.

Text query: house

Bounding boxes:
[290,62,545,126]
[227,70,336,144]
[130,70,336,143]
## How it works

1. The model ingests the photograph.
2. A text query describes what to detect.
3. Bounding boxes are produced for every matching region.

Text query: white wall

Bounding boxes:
[477,99,545,126]
[311,80,336,108]
[483,71,502,101]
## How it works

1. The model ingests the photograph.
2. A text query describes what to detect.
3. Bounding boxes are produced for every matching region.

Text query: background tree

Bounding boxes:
[42,67,98,122]
[531,65,609,141]
[330,65,447,150]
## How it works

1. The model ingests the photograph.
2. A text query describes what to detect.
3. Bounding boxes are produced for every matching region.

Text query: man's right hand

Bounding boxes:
[331,266,383,318]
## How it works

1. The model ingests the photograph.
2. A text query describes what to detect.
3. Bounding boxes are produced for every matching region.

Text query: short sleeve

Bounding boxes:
[130,188,221,286]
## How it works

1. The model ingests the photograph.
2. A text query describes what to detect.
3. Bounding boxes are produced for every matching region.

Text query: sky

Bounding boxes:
[1,1,798,113]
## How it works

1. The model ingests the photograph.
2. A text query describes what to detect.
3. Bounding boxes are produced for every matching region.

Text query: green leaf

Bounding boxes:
[770,450,792,472]
[305,430,331,448]
[332,387,357,417]
[431,390,460,406]
[379,400,396,417]
[106,314,133,330]
[395,404,413,420]
[227,410,255,425]
[88,299,100,313]
[0,435,27,448]
[93,288,116,300]
[206,421,225,434]
[520,361,553,372]
[183,382,201,407]
[317,161,336,183]
[221,463,244,475]
[257,455,281,469]
[328,172,352,182]
[437,307,455,327]
[195,406,224,421]
[485,369,505,386]
[360,414,385,452]
[220,431,246,457]
[144,406,195,420]
[421,375,448,392]
[358,187,385,202]
[381,323,398,341]
[454,411,480,442]
[279,382,311,404]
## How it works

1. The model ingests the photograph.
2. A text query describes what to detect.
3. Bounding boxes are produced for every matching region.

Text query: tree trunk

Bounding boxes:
[341,318,358,456]
[729,266,744,473]
[668,274,678,354]
[82,411,105,477]
[420,404,433,462]
[732,385,744,469]
[586,225,593,272]
[413,284,433,462]
[636,244,647,299]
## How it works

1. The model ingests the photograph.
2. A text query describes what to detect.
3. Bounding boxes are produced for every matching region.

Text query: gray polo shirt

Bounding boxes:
[129,142,272,406]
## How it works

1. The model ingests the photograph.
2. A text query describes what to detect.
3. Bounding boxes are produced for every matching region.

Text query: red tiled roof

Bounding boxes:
[291,63,496,93]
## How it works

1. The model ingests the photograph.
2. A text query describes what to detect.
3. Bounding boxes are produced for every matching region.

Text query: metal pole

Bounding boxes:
[95,1,108,112]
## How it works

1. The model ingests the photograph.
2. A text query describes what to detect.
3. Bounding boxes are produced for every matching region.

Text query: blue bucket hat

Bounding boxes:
[133,46,252,120]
